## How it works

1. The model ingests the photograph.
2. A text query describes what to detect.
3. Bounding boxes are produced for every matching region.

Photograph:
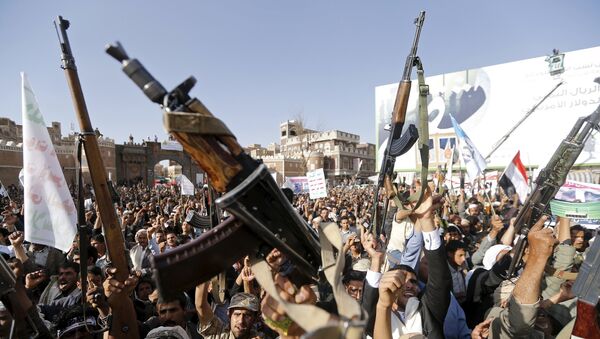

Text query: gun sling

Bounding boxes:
[392,58,430,212]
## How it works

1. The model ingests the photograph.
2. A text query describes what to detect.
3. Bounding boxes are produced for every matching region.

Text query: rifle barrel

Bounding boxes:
[54,16,139,339]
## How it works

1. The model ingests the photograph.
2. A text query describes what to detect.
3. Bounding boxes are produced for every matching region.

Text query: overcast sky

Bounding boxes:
[0,1,598,147]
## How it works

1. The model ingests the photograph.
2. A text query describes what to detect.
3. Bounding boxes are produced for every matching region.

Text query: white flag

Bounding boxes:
[0,183,8,198]
[450,115,487,182]
[22,73,77,252]
[177,174,195,196]
[18,168,25,187]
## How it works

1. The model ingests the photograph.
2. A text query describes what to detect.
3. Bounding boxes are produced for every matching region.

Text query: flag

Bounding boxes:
[499,151,529,204]
[18,168,24,187]
[450,115,487,182]
[177,174,195,196]
[0,183,8,198]
[22,73,77,251]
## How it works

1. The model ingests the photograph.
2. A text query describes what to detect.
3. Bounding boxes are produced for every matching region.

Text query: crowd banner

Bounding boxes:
[375,46,600,171]
[177,174,195,196]
[161,140,184,151]
[556,179,600,202]
[22,73,77,252]
[307,168,327,199]
[283,176,310,194]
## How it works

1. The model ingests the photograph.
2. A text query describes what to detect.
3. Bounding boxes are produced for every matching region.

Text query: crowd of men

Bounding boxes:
[0,178,597,338]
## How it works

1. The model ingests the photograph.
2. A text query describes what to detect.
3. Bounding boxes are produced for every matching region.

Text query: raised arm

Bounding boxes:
[491,215,555,337]
[195,282,215,327]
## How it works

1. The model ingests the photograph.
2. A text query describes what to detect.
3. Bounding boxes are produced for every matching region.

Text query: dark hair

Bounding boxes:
[466,215,480,227]
[87,246,99,263]
[570,225,592,241]
[91,234,105,243]
[60,261,80,274]
[281,188,294,204]
[445,240,467,254]
[136,278,155,292]
[54,304,100,336]
[158,291,187,310]
[342,270,366,285]
[389,264,417,276]
[0,228,9,238]
[88,266,103,277]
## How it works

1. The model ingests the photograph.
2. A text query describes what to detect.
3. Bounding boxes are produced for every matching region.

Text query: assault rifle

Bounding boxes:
[106,43,321,297]
[55,16,139,338]
[372,11,425,237]
[506,98,600,278]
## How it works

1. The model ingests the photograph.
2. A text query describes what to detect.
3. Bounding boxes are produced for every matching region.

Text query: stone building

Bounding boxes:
[252,120,376,186]
[0,117,203,189]
[0,118,116,188]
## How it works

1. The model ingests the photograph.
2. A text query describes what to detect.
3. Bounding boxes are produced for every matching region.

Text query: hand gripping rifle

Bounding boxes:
[372,11,427,238]
[506,97,600,278]
[106,43,321,297]
[54,17,139,338]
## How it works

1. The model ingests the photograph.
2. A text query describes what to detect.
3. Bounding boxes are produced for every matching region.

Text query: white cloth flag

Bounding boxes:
[178,174,195,196]
[450,115,487,182]
[22,73,77,252]
[0,183,8,198]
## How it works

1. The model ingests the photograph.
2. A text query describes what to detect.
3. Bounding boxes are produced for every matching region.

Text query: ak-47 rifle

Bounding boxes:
[54,17,139,338]
[372,11,426,238]
[0,256,51,338]
[106,43,321,297]
[571,224,600,338]
[506,97,600,278]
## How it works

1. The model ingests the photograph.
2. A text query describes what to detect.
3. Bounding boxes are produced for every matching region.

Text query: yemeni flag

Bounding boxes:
[499,151,529,204]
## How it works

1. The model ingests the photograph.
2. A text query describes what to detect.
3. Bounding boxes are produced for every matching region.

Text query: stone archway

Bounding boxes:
[115,141,203,187]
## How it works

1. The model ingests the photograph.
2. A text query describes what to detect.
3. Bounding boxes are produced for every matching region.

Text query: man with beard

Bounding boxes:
[32,261,80,305]
[141,292,201,339]
[372,190,452,339]
[196,281,261,339]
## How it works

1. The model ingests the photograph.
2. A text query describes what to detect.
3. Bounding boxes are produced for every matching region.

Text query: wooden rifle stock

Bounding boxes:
[106,43,322,295]
[572,301,600,338]
[571,218,600,338]
[54,16,139,338]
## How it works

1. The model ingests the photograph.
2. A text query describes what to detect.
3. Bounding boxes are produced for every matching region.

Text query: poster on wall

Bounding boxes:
[375,46,600,174]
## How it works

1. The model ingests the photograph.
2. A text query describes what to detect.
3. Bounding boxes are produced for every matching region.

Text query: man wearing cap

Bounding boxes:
[196,283,260,339]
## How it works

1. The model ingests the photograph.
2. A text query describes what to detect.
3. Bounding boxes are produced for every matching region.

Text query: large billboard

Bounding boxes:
[375,46,600,173]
